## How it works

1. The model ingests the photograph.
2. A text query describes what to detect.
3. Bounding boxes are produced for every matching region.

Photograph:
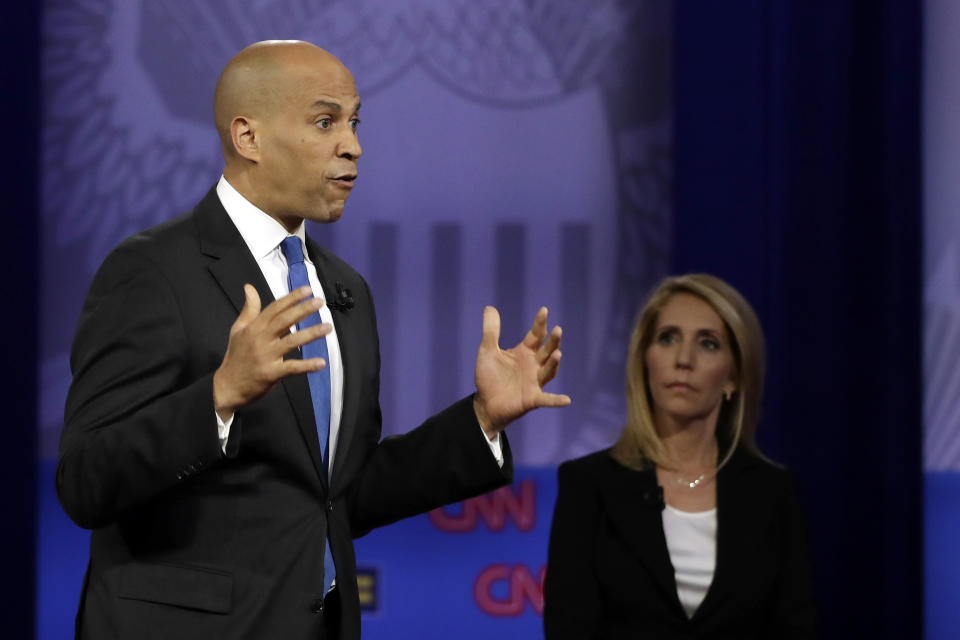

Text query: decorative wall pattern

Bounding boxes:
[37,2,671,636]
[41,0,672,465]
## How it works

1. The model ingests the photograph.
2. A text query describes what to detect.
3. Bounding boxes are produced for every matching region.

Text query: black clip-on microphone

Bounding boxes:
[642,486,666,511]
[327,282,354,312]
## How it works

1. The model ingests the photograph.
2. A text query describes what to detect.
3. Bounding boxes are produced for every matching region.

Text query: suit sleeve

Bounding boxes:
[341,277,513,538]
[543,461,603,639]
[346,395,512,538]
[764,473,818,639]
[57,245,225,529]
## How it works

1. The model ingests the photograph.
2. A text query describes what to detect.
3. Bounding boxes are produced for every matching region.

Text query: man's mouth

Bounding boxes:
[329,173,357,189]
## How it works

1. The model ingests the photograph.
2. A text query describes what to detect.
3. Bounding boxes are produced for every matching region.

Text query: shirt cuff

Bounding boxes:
[482,425,504,468]
[216,409,234,454]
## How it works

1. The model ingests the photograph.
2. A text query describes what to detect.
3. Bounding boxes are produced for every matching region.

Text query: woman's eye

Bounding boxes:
[657,332,675,345]
[701,339,720,351]
[316,118,332,129]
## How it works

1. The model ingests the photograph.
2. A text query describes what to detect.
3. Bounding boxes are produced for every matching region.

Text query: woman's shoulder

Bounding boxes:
[557,448,624,476]
[724,445,801,497]
[558,448,653,485]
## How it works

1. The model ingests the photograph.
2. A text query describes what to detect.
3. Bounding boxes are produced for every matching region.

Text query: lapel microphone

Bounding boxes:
[641,486,666,511]
[327,281,354,312]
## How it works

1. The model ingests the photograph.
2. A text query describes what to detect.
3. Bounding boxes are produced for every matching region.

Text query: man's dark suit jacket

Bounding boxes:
[57,187,513,639]
[543,446,816,639]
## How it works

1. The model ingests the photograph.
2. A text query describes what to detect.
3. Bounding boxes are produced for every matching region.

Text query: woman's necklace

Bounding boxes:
[673,470,717,489]
[661,439,719,489]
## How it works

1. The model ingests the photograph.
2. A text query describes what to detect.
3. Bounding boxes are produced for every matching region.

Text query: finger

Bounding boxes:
[522,307,549,349]
[536,325,562,364]
[279,357,328,377]
[271,296,325,337]
[539,350,562,386]
[280,322,333,352]
[260,286,315,323]
[534,391,572,408]
[480,306,501,350]
[237,284,262,326]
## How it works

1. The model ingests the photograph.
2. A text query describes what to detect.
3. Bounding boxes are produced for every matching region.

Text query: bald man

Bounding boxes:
[58,41,568,640]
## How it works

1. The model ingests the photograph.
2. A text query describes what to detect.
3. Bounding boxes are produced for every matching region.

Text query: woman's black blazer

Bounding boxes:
[543,446,817,639]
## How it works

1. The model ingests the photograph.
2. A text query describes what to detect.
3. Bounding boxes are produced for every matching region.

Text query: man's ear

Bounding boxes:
[230,116,260,162]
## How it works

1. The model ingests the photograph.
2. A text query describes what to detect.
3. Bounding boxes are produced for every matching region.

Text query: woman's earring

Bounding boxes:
[724,390,733,402]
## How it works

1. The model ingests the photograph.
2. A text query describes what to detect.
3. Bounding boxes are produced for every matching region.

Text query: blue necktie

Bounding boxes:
[279,236,336,594]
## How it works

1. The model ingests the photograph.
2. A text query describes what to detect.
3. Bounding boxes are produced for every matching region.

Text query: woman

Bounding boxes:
[543,274,816,639]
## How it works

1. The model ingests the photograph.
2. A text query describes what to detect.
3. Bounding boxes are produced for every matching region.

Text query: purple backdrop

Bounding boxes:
[924,1,960,637]
[38,1,672,637]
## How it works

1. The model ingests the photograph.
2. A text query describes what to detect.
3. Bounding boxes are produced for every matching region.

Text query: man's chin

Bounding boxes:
[308,204,344,224]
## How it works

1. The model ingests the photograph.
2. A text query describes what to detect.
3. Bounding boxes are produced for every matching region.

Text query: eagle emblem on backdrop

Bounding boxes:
[42,0,672,463]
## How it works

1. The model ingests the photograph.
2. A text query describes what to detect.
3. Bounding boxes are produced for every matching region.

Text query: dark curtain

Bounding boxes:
[674,1,922,637]
[1,2,40,638]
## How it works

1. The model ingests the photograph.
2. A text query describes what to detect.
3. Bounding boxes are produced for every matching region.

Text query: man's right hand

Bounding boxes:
[213,284,331,422]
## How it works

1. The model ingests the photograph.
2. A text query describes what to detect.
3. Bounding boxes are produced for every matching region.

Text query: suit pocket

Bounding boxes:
[117,562,233,614]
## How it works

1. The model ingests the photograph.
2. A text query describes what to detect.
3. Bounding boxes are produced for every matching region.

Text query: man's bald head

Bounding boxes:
[212,40,363,230]
[213,40,349,160]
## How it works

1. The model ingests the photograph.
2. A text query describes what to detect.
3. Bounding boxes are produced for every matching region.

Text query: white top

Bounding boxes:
[213,176,502,473]
[661,504,717,618]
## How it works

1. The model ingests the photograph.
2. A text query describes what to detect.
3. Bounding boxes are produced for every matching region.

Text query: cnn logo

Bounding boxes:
[428,480,536,532]
[473,564,546,616]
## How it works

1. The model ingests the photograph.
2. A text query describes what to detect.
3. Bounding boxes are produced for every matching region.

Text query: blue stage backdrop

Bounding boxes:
[924,1,960,637]
[37,1,672,637]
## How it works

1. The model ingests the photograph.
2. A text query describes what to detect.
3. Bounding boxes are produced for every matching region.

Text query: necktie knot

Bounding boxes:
[280,236,305,266]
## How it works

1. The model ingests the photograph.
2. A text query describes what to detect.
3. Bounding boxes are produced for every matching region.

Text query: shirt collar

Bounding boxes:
[216,175,306,260]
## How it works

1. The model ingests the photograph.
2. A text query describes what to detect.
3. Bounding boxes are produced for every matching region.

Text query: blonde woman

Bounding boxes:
[544,274,816,639]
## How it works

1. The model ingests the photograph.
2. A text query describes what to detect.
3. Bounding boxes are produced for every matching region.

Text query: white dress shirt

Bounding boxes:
[215,176,344,478]
[213,175,502,471]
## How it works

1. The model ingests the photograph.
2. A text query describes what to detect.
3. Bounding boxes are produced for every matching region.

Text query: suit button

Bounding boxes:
[310,598,324,614]
[177,471,185,480]
[326,500,334,512]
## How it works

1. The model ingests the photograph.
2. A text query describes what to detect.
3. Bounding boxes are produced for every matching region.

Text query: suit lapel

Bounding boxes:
[305,238,361,492]
[691,447,756,622]
[195,186,276,316]
[195,187,329,489]
[600,462,684,613]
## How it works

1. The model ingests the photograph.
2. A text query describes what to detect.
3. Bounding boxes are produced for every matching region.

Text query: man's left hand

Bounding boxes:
[473,306,571,438]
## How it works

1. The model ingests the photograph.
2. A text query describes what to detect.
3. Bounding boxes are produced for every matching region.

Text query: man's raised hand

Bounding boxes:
[473,306,571,438]
[213,284,331,421]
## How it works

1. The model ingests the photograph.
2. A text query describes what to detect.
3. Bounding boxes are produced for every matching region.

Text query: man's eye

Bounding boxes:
[350,117,361,132]
[316,118,332,129]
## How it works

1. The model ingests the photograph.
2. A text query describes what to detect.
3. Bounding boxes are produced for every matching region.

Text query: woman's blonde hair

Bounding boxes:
[611,273,766,470]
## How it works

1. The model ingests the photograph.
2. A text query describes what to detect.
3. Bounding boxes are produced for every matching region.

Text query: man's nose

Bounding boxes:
[337,131,362,161]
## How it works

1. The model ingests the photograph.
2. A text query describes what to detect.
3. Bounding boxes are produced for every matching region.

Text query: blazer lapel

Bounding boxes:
[600,463,684,614]
[305,238,361,492]
[195,187,329,489]
[691,447,757,622]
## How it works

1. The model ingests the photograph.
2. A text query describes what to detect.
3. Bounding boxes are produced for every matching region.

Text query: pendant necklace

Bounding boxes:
[673,469,717,489]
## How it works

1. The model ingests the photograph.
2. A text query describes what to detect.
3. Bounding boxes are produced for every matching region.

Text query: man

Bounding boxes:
[58,40,569,639]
